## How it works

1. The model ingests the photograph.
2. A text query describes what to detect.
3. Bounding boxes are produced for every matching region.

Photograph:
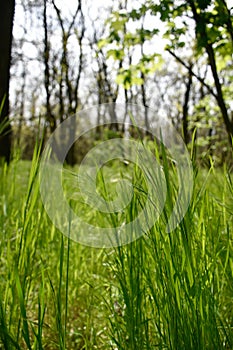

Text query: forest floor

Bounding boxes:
[0,155,233,349]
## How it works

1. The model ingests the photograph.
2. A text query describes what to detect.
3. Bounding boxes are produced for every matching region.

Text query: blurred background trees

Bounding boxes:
[2,0,232,165]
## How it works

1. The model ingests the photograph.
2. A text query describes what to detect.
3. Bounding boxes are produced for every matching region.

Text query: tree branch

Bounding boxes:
[166,48,217,99]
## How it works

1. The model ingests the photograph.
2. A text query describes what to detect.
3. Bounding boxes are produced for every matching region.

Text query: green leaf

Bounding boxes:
[107,49,125,60]
[97,38,109,49]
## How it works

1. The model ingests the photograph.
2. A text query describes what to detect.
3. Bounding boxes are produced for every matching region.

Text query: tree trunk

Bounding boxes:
[0,0,15,163]
[43,0,56,133]
[182,65,193,145]
[188,0,233,144]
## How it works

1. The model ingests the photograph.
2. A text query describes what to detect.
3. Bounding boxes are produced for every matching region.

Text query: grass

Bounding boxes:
[0,143,232,349]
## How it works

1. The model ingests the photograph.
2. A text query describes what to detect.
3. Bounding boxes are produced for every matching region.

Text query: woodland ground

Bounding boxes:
[0,150,233,349]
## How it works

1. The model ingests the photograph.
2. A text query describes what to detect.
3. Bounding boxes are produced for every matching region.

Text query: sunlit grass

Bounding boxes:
[0,146,232,349]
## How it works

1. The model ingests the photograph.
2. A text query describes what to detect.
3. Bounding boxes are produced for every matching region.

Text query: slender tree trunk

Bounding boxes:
[17,63,26,147]
[182,65,193,145]
[43,0,56,133]
[0,0,15,163]
[221,0,233,45]
[52,0,84,165]
[205,42,233,139]
[140,17,149,135]
[188,0,233,144]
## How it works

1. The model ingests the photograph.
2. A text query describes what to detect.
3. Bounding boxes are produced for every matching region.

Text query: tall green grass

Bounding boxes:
[0,143,232,349]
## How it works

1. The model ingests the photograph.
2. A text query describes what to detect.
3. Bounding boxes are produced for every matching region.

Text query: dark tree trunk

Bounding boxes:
[52,0,84,165]
[182,65,193,145]
[43,0,56,133]
[188,0,233,144]
[0,0,15,163]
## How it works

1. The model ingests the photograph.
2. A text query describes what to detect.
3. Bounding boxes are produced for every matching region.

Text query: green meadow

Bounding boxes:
[0,147,233,349]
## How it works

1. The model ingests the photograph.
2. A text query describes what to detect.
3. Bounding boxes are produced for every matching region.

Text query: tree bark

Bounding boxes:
[0,0,15,163]
[43,0,56,133]
[188,0,233,144]
[52,0,84,165]
[221,0,233,45]
[182,65,193,145]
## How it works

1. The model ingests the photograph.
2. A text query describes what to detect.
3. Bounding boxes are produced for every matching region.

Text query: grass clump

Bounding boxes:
[0,144,232,349]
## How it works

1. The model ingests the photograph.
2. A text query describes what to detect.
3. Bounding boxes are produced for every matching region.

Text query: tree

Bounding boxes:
[0,0,15,163]
[50,0,85,165]
[100,0,233,147]
[187,0,233,143]
[153,0,233,143]
[43,0,57,133]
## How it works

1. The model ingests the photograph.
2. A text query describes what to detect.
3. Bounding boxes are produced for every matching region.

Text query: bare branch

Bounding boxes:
[166,48,217,99]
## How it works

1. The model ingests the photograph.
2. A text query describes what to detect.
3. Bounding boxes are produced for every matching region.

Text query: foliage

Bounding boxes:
[98,0,233,148]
